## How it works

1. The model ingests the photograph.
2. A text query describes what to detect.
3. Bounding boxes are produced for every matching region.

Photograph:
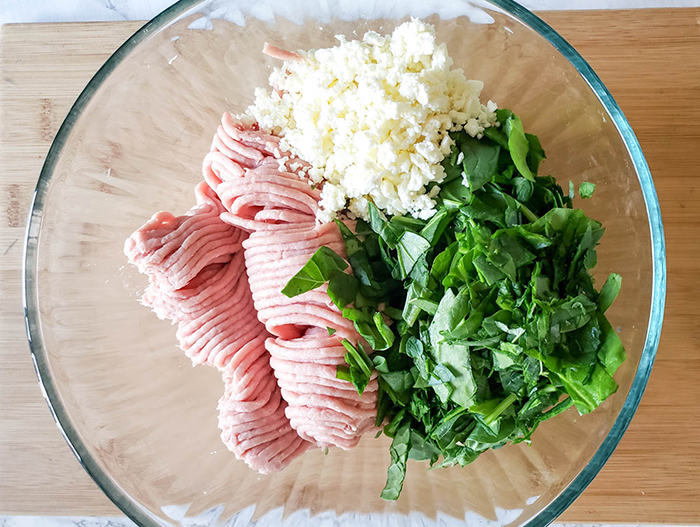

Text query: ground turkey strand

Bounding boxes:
[124,182,310,473]
[203,113,378,449]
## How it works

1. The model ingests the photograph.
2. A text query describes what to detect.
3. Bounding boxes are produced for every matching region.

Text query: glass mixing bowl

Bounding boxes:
[23,0,666,526]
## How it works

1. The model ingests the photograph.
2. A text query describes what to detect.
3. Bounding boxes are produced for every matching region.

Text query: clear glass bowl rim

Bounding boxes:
[22,1,667,526]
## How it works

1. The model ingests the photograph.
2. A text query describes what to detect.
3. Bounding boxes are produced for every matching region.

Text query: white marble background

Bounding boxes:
[1,0,698,526]
[1,0,700,24]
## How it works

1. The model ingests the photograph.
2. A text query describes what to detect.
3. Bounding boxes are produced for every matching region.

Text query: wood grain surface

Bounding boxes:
[0,9,699,523]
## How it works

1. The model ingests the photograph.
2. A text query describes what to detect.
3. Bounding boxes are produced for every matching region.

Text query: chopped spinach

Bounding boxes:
[281,246,348,298]
[281,109,625,501]
[579,182,596,199]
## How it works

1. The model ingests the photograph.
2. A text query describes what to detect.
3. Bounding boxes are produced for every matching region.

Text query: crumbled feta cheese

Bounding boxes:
[247,19,497,222]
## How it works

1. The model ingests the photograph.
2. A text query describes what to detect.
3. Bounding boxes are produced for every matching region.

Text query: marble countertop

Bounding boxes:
[0,0,700,24]
[1,0,698,526]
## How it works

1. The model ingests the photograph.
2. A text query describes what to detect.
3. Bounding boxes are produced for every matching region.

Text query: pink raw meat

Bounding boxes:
[204,113,379,449]
[262,42,303,62]
[125,181,310,473]
[125,183,246,292]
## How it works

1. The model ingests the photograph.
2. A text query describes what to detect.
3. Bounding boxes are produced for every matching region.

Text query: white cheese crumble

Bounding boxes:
[247,19,497,223]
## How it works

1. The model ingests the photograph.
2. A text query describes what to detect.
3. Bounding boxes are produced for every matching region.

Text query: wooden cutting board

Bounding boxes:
[1,10,699,523]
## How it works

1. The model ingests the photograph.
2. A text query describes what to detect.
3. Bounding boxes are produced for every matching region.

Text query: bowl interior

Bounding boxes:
[26,1,658,526]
